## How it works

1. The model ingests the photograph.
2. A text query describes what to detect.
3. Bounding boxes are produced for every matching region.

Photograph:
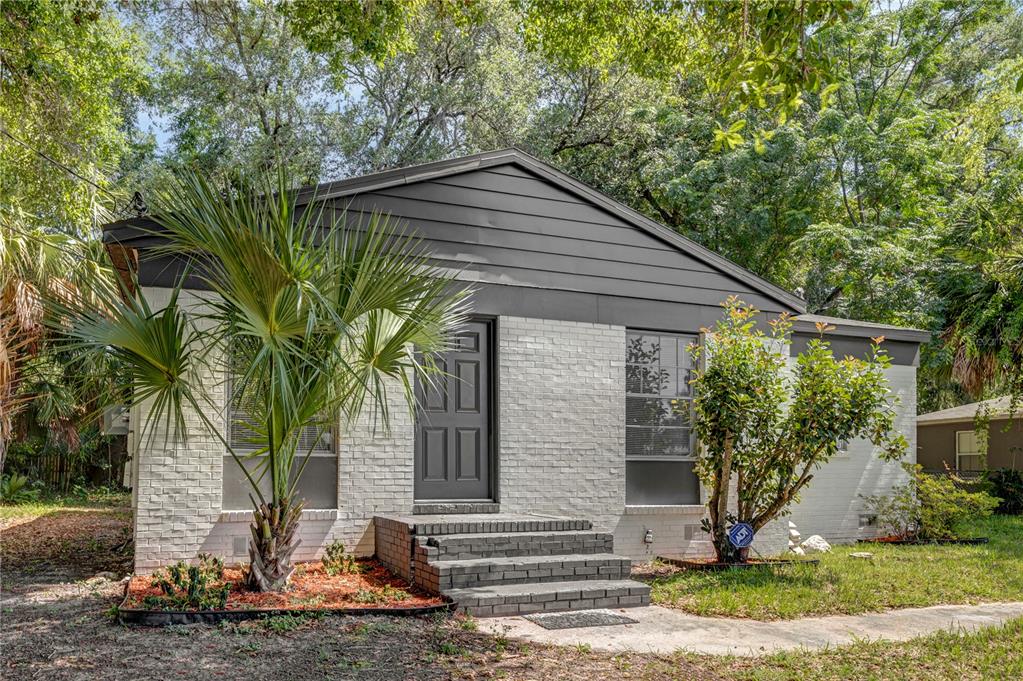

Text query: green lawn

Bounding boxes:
[646,515,1023,620]
[0,488,128,517]
[684,616,1023,680]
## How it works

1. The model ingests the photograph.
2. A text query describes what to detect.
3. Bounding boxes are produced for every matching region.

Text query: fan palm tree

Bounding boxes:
[64,170,468,591]
[0,217,111,474]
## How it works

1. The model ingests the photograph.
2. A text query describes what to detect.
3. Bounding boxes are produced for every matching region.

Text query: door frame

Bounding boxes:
[413,315,499,503]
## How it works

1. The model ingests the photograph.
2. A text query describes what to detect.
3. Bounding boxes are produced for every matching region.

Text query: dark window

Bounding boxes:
[625,331,700,504]
[222,358,338,511]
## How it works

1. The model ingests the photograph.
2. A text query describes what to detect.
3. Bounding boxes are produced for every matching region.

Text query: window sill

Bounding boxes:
[624,504,705,515]
[219,509,339,523]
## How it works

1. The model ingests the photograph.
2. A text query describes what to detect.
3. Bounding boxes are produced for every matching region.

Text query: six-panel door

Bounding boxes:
[414,320,492,500]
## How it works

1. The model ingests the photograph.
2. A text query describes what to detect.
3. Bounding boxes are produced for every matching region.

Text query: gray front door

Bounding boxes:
[414,320,492,500]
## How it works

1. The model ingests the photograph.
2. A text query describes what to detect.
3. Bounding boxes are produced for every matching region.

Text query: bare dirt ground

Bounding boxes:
[0,508,723,681]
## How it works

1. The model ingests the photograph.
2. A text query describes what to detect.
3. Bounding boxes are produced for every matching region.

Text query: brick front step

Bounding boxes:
[444,579,651,617]
[417,553,632,591]
[397,514,592,536]
[421,530,615,560]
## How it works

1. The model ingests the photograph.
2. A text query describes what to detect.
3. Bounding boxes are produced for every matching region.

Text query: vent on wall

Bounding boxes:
[233,536,248,556]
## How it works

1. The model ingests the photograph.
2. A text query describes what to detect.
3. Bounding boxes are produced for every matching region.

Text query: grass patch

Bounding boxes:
[648,515,1023,619]
[0,489,130,523]
[689,616,1023,680]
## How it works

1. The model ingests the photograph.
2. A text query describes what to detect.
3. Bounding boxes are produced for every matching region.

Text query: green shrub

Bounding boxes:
[985,468,1023,515]
[146,553,229,610]
[865,464,1000,540]
[916,466,1000,539]
[862,480,917,538]
[322,540,361,576]
[0,473,39,504]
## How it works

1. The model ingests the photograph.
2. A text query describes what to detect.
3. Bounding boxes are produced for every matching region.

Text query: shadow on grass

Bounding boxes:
[0,508,132,586]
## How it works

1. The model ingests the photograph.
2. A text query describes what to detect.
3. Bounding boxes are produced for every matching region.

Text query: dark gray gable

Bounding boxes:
[319,150,804,318]
[104,148,806,327]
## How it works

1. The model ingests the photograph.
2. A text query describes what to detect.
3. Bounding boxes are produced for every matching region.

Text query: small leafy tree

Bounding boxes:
[691,297,907,563]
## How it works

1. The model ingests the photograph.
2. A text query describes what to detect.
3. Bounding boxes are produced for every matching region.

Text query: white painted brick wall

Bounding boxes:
[494,316,707,560]
[757,361,918,555]
[496,317,626,531]
[132,298,917,570]
[133,287,224,572]
[133,287,415,572]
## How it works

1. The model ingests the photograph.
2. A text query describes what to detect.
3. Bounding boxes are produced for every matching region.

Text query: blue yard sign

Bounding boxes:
[727,522,755,549]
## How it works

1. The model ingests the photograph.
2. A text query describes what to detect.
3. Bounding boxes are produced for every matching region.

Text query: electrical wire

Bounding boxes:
[0,127,121,201]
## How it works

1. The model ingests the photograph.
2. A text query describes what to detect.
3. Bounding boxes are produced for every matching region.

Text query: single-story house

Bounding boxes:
[105,149,926,608]
[917,397,1023,474]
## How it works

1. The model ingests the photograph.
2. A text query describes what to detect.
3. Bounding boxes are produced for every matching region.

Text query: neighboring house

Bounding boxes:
[917,397,1023,475]
[104,149,927,580]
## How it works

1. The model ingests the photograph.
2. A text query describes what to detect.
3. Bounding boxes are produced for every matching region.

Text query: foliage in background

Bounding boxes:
[0,473,38,504]
[0,224,122,474]
[0,0,147,235]
[864,464,1000,540]
[985,468,1023,515]
[691,298,906,563]
[4,428,126,492]
[915,466,1000,539]
[519,0,854,139]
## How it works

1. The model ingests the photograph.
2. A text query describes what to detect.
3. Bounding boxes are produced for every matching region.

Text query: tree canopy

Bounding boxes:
[3,0,1022,414]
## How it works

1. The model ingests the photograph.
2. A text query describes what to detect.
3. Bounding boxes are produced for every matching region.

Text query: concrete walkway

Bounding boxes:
[478,602,1023,656]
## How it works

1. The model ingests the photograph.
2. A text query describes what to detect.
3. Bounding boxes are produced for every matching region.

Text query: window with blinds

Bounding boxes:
[955,430,984,473]
[625,331,696,459]
[625,330,701,505]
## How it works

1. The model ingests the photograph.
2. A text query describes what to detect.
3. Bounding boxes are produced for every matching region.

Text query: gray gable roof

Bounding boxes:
[298,148,807,313]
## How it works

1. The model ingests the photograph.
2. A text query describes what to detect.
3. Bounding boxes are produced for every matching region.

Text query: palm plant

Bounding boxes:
[0,218,111,474]
[64,170,467,591]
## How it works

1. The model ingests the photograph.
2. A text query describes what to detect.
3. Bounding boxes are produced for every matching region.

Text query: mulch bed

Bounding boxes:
[122,559,451,625]
[859,535,990,546]
[655,556,820,571]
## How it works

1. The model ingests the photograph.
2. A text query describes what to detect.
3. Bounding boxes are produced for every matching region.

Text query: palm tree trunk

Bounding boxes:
[247,495,303,591]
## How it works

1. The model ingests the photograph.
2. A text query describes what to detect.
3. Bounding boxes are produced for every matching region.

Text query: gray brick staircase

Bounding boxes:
[407,515,650,617]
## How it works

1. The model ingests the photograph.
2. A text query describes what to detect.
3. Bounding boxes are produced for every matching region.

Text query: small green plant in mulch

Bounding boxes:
[143,553,230,610]
[322,540,361,576]
[351,584,410,604]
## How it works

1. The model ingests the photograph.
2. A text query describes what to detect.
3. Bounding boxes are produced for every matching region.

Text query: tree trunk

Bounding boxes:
[247,495,303,592]
[712,435,734,563]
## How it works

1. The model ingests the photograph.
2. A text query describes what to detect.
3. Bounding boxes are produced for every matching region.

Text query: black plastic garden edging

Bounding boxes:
[857,537,990,546]
[118,589,456,626]
[655,556,820,571]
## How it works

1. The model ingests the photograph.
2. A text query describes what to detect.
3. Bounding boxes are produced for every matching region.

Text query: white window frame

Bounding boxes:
[955,430,984,472]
